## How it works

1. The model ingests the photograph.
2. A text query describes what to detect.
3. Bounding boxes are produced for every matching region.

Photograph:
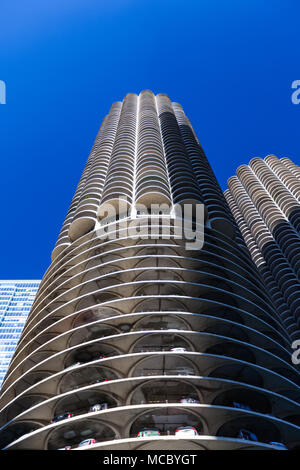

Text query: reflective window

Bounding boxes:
[0,280,40,388]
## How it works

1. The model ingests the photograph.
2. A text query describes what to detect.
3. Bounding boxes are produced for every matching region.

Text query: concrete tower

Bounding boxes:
[225,156,300,340]
[0,94,299,450]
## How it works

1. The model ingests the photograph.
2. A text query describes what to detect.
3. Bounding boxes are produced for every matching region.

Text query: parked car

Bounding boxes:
[170,347,187,353]
[232,401,251,411]
[237,429,258,441]
[176,367,194,376]
[65,362,81,369]
[77,438,98,447]
[96,354,106,360]
[89,403,108,412]
[119,323,131,332]
[180,397,200,404]
[51,412,73,424]
[137,428,160,437]
[89,378,109,385]
[175,426,198,437]
[269,442,287,450]
[57,446,72,450]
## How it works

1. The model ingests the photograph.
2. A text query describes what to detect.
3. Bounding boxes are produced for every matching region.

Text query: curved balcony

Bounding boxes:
[2,403,300,450]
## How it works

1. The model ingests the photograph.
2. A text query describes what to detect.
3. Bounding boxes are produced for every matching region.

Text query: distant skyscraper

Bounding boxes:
[0,281,40,388]
[225,156,300,341]
[0,94,299,451]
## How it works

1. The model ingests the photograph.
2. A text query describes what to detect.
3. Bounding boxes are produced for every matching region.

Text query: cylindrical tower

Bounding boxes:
[0,94,300,451]
[225,156,300,339]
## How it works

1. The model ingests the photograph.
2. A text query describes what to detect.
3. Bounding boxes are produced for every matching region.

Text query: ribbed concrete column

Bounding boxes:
[226,175,300,330]
[226,157,300,333]
[135,90,171,207]
[98,93,138,217]
[250,158,300,227]
[236,165,300,281]
[225,188,297,338]
[264,156,300,202]
[156,94,203,206]
[264,155,300,232]
[173,102,238,241]
[68,102,123,242]
[281,157,300,180]
[52,121,108,260]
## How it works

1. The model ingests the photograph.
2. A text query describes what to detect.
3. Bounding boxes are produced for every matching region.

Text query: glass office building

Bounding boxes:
[0,281,40,388]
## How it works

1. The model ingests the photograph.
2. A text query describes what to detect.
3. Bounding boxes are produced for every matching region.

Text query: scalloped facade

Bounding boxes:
[0,94,299,450]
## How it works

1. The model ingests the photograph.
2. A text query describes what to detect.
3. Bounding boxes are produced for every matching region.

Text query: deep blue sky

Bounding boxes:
[0,0,299,279]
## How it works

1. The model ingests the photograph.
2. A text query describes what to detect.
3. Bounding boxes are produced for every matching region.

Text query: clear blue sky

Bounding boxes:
[0,0,299,279]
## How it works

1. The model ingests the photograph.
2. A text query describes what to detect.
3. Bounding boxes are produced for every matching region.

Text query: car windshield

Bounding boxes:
[177,428,195,432]
[79,440,91,446]
[139,430,159,436]
[53,414,68,420]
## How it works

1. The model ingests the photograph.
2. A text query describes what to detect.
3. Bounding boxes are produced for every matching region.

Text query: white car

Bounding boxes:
[175,426,198,437]
[170,347,187,353]
[176,367,195,376]
[137,428,160,438]
[180,397,200,404]
[77,438,98,447]
[89,403,108,412]
[65,362,82,370]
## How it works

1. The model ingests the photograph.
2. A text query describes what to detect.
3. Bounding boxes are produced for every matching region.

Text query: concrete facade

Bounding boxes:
[0,94,299,450]
[225,156,300,340]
